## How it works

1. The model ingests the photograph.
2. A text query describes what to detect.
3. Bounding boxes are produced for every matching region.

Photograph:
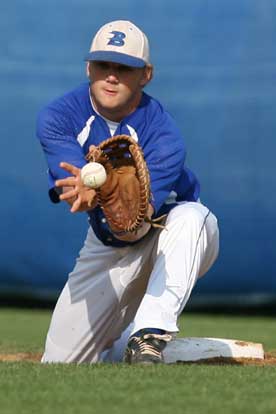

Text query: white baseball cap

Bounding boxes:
[84,20,150,68]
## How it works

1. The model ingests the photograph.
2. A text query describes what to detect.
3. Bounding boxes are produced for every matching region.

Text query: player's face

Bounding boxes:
[87,61,152,122]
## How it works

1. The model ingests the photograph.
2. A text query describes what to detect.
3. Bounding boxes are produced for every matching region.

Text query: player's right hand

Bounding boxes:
[55,162,97,213]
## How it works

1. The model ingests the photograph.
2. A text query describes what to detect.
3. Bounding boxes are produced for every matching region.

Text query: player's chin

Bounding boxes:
[98,93,121,108]
[101,99,127,114]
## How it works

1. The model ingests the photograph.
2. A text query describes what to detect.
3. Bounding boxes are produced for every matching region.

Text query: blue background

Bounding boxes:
[1,0,275,304]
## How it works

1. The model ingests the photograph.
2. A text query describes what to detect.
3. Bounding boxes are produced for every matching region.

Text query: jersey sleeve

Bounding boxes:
[142,113,187,215]
[36,104,87,202]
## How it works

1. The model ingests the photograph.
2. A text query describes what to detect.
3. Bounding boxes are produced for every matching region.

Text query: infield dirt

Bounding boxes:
[1,352,276,365]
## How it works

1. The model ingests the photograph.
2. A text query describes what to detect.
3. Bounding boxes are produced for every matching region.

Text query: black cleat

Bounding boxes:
[124,330,172,365]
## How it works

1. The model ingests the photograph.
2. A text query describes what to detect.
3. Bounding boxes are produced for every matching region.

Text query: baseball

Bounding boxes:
[81,162,107,189]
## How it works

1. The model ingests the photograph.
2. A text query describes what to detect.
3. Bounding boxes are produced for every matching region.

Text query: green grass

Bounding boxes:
[0,308,50,353]
[0,308,276,414]
[1,363,276,414]
[178,312,276,351]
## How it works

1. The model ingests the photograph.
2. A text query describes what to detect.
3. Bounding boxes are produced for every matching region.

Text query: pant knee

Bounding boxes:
[166,202,209,229]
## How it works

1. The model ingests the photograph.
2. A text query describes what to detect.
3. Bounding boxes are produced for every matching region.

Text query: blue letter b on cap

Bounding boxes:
[108,31,126,47]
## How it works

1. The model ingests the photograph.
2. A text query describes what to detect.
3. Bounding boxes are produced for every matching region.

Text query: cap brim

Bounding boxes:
[84,51,146,68]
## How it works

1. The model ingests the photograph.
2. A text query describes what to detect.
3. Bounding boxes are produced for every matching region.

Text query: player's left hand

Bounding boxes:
[55,162,97,213]
[85,135,153,241]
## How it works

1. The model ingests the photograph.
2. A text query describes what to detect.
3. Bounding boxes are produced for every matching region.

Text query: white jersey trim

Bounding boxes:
[77,115,96,147]
[126,124,138,142]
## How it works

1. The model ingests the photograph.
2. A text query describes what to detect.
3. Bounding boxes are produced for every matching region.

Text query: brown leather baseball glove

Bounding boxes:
[86,135,151,236]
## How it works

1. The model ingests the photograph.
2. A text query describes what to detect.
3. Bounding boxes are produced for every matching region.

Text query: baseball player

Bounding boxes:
[37,20,219,364]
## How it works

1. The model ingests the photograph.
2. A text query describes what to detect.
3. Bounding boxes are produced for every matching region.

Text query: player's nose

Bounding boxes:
[106,73,119,84]
[105,63,120,83]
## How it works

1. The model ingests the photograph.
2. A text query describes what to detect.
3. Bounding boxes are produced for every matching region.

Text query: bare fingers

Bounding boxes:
[56,163,82,188]
[55,177,78,188]
[70,195,82,213]
[59,188,78,201]
[60,162,81,176]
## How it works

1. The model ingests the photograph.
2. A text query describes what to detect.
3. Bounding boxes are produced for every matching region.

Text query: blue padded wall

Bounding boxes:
[1,1,275,303]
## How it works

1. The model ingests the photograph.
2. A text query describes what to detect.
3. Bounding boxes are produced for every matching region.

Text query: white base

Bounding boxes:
[163,337,264,363]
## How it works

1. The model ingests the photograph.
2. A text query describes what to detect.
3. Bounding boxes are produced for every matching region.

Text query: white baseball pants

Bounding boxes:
[42,202,219,363]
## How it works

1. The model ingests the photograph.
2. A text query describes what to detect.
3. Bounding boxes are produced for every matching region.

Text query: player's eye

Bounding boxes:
[94,61,110,70]
[93,61,135,74]
[117,65,134,73]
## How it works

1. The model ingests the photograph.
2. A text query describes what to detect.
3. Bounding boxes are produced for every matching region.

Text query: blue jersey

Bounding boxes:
[37,82,200,247]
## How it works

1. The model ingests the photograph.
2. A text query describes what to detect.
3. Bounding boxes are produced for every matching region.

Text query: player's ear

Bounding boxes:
[86,62,92,78]
[140,64,153,87]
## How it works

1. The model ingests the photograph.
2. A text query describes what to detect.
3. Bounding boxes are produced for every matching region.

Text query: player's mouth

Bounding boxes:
[103,88,118,96]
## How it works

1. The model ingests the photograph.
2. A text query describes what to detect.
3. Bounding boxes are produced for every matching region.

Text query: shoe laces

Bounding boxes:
[132,333,172,357]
